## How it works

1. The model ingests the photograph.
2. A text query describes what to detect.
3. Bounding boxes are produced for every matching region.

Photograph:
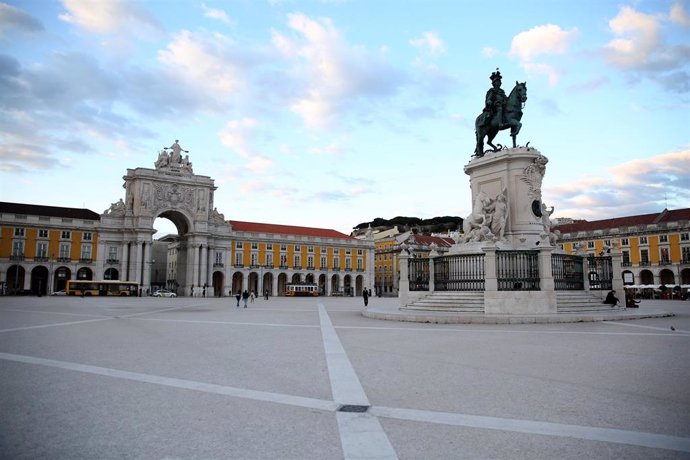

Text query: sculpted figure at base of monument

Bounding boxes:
[462,189,508,243]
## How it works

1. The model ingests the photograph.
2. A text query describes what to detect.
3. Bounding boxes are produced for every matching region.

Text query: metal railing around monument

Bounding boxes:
[586,256,613,291]
[408,257,429,291]
[496,250,540,291]
[551,254,585,290]
[434,254,485,291]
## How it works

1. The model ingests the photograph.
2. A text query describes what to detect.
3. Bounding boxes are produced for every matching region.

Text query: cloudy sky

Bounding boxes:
[1,0,689,236]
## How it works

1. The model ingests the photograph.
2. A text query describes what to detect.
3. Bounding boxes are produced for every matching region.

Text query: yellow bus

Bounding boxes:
[66,280,139,296]
[285,283,320,297]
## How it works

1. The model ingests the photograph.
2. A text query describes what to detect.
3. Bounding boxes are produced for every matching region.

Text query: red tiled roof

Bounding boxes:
[229,220,355,240]
[0,202,100,220]
[413,235,455,247]
[553,208,690,234]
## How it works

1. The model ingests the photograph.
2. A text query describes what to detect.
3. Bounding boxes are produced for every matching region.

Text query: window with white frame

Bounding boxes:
[587,241,594,249]
[308,246,313,253]
[59,243,70,259]
[660,247,670,263]
[307,255,314,268]
[346,249,351,255]
[266,253,273,267]
[38,229,49,238]
[235,252,243,266]
[215,251,223,265]
[640,249,649,265]
[333,256,340,268]
[294,255,301,267]
[14,227,25,237]
[357,258,363,270]
[108,246,118,261]
[236,241,243,249]
[280,254,287,267]
[357,249,363,255]
[81,244,92,260]
[639,236,648,244]
[621,238,629,246]
[281,244,287,251]
[250,253,258,266]
[682,247,690,262]
[251,242,258,250]
[681,233,689,241]
[36,241,48,258]
[320,256,327,268]
[61,230,71,239]
[604,239,611,246]
[659,234,668,243]
[622,250,630,265]
[12,240,24,256]
[83,232,92,241]
[295,245,301,252]
[267,243,273,251]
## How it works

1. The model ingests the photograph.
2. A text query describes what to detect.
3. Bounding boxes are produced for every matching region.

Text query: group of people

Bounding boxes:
[231,289,271,307]
[603,290,641,308]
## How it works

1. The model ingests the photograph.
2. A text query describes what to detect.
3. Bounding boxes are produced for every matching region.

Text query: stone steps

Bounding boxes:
[556,291,625,312]
[403,292,485,312]
[403,290,626,313]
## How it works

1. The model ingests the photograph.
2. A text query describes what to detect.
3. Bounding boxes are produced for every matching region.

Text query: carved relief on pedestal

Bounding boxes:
[520,154,548,202]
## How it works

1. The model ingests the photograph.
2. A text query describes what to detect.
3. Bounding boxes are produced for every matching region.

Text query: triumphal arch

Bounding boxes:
[97,141,232,295]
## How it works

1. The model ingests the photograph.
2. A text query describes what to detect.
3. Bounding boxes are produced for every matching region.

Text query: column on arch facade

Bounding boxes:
[133,241,143,286]
[200,245,209,290]
[121,242,130,281]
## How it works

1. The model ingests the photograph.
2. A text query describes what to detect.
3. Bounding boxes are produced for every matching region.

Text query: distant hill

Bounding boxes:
[352,216,463,236]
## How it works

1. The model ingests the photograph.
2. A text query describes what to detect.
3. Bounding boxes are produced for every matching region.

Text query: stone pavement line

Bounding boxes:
[370,406,690,453]
[1,308,110,318]
[335,325,685,337]
[318,302,399,460]
[0,352,337,412]
[0,304,209,334]
[607,321,690,334]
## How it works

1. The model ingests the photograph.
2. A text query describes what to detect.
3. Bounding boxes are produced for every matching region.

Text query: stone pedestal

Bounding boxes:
[458,147,552,251]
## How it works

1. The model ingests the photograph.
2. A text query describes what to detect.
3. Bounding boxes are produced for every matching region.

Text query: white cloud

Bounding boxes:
[59,0,162,36]
[546,149,690,219]
[509,24,578,86]
[158,30,245,98]
[410,31,446,56]
[272,13,405,129]
[670,2,690,27]
[604,6,660,69]
[510,24,579,61]
[219,118,258,155]
[482,47,500,58]
[202,3,232,24]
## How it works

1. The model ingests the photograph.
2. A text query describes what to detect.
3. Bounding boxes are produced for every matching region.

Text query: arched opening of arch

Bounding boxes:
[31,266,49,296]
[263,272,273,297]
[659,269,675,285]
[318,274,327,295]
[639,270,654,285]
[213,271,224,297]
[278,273,288,295]
[104,268,119,280]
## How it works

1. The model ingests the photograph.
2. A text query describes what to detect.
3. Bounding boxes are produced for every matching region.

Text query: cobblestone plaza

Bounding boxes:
[1,296,689,459]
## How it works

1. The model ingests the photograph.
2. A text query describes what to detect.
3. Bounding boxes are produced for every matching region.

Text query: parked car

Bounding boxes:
[52,289,67,296]
[153,289,177,297]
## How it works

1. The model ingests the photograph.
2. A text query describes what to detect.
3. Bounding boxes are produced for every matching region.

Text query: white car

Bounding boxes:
[52,289,67,296]
[153,289,177,297]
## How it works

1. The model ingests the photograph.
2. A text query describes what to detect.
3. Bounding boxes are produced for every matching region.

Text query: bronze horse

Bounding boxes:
[475,81,527,157]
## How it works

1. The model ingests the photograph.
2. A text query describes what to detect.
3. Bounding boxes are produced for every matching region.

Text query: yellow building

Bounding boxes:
[374,230,454,296]
[554,208,690,288]
[0,202,373,297]
[0,202,101,294]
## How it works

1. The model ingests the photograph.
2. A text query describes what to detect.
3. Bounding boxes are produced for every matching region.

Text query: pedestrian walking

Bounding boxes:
[250,291,255,303]
[264,289,269,300]
[362,288,369,307]
[242,289,250,308]
[235,290,241,307]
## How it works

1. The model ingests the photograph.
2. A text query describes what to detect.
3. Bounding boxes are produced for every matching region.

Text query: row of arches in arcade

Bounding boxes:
[226,272,365,297]
[623,268,690,286]
[4,265,121,296]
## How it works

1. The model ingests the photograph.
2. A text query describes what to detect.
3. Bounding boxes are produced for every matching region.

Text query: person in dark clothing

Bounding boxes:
[626,295,640,308]
[242,290,250,308]
[235,290,241,307]
[264,289,269,300]
[603,290,619,307]
[362,288,369,307]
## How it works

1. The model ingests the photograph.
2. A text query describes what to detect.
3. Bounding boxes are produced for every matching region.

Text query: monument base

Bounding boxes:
[484,291,557,315]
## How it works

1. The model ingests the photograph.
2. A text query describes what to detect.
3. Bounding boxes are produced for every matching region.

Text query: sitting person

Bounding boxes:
[603,290,620,306]
[626,295,640,308]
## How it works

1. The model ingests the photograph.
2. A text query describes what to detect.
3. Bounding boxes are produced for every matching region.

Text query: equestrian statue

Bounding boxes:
[474,69,527,157]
